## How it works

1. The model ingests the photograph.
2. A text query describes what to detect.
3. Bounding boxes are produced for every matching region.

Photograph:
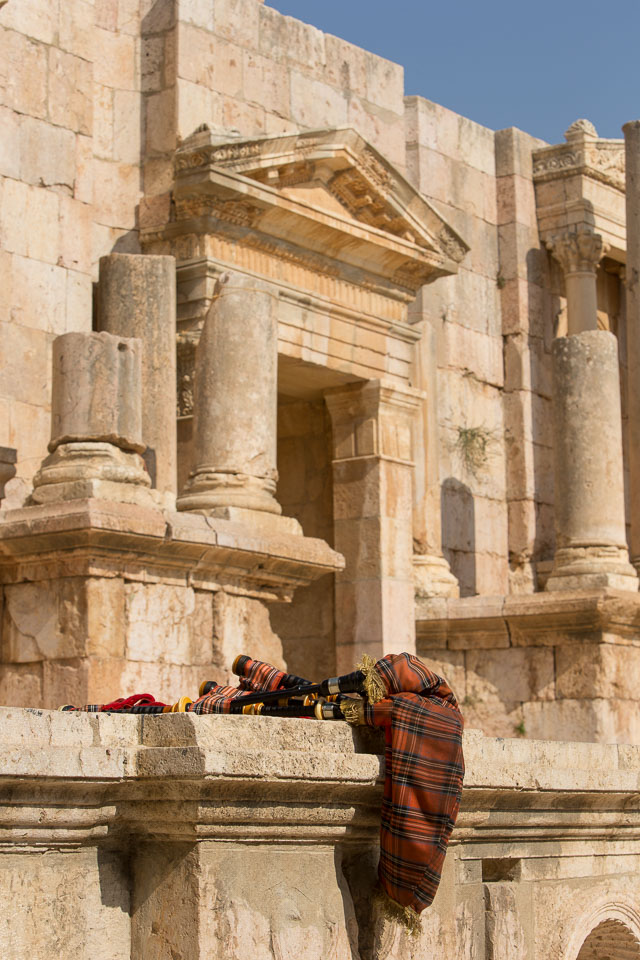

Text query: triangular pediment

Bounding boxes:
[171,126,469,292]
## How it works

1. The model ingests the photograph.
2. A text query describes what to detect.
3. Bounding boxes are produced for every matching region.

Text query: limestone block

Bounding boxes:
[74,133,93,204]
[523,698,640,744]
[322,33,368,99]
[176,80,217,141]
[0,29,47,119]
[59,0,94,60]
[495,125,543,179]
[0,849,130,960]
[58,195,93,273]
[0,321,50,407]
[198,843,355,959]
[17,115,75,191]
[213,0,260,47]
[65,270,93,334]
[467,646,555,707]
[145,88,177,155]
[92,159,141,229]
[0,106,20,180]
[48,47,92,136]
[211,592,285,683]
[242,50,289,117]
[504,333,552,397]
[113,89,142,163]
[177,26,243,97]
[131,842,200,960]
[346,97,406,169]
[496,172,539,228]
[0,661,42,708]
[475,553,510,597]
[2,577,124,664]
[289,70,348,128]
[555,643,640,701]
[484,882,532,960]
[93,27,136,90]
[7,255,67,334]
[125,583,213,665]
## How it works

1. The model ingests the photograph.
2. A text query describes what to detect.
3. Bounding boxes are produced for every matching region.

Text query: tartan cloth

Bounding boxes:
[189,658,294,714]
[363,652,464,915]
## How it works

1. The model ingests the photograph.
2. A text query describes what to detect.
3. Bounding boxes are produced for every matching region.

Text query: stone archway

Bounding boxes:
[576,919,640,959]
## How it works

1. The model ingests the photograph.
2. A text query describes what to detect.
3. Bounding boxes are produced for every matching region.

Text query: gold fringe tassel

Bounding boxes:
[340,697,365,726]
[373,888,422,937]
[357,654,386,704]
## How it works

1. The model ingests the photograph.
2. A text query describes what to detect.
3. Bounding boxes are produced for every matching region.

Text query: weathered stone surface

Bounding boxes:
[98,254,178,498]
[547,331,637,591]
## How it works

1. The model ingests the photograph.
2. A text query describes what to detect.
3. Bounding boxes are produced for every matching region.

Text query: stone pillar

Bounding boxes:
[412,316,459,599]
[178,272,298,532]
[546,330,637,591]
[547,225,606,335]
[32,332,153,506]
[325,380,421,672]
[623,121,640,572]
[98,253,177,500]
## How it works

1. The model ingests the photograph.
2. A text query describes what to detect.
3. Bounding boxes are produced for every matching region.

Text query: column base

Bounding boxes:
[413,553,459,599]
[31,442,157,508]
[177,471,281,516]
[545,545,639,592]
[208,506,302,537]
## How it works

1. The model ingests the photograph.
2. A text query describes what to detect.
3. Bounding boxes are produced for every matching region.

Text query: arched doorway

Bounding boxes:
[576,919,640,959]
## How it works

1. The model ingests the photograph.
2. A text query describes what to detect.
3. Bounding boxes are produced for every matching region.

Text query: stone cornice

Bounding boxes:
[416,589,640,647]
[533,137,625,192]
[164,126,469,294]
[0,709,638,846]
[0,499,344,601]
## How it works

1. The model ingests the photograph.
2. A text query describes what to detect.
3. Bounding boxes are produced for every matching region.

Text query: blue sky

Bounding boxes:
[269,0,638,145]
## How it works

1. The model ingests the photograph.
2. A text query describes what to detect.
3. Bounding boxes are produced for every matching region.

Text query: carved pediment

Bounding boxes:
[170,126,468,293]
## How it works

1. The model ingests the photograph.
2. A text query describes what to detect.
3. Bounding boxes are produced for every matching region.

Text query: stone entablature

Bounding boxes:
[533,119,626,260]
[143,126,469,393]
[0,709,639,958]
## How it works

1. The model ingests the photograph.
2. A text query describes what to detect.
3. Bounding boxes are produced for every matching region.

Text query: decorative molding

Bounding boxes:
[533,138,625,192]
[167,126,469,295]
[546,224,607,275]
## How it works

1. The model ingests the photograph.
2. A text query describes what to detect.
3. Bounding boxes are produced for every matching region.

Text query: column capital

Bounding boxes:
[546,225,607,276]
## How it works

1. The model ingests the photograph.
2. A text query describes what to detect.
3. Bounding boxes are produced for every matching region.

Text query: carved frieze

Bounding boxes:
[166,126,469,295]
[533,119,625,192]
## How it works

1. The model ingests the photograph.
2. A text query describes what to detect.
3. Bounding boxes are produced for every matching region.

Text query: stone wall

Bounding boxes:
[0,706,639,959]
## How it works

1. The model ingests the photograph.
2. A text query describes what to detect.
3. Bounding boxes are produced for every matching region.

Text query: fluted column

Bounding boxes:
[98,253,177,501]
[547,225,606,335]
[32,332,153,506]
[546,330,637,591]
[623,121,640,573]
[178,272,296,531]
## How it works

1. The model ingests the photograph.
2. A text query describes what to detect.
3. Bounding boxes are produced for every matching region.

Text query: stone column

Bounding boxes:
[32,332,153,506]
[546,330,637,591]
[177,272,298,533]
[412,316,459,598]
[98,253,177,500]
[623,121,640,572]
[325,380,421,672]
[547,225,606,335]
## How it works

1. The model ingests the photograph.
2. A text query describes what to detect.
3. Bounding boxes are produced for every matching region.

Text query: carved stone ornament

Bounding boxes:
[165,126,469,293]
[533,125,625,192]
[546,225,607,275]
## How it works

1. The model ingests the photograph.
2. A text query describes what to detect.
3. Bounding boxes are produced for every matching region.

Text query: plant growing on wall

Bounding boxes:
[454,425,496,478]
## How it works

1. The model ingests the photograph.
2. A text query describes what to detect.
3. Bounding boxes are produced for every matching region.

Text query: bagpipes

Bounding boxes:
[58,654,386,723]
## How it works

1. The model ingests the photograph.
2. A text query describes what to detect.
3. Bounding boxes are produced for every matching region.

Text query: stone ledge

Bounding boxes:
[0,499,344,600]
[416,589,640,648]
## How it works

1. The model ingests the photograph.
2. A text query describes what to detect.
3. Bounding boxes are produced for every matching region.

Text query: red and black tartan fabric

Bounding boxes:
[188,658,294,713]
[363,652,464,915]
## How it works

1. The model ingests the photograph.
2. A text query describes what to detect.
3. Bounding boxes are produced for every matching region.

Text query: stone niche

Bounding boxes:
[143,125,468,671]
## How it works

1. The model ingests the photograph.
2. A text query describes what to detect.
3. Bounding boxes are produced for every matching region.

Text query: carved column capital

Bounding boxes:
[546,225,607,276]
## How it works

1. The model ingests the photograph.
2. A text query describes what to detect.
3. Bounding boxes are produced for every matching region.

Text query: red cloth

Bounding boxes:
[363,653,464,914]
